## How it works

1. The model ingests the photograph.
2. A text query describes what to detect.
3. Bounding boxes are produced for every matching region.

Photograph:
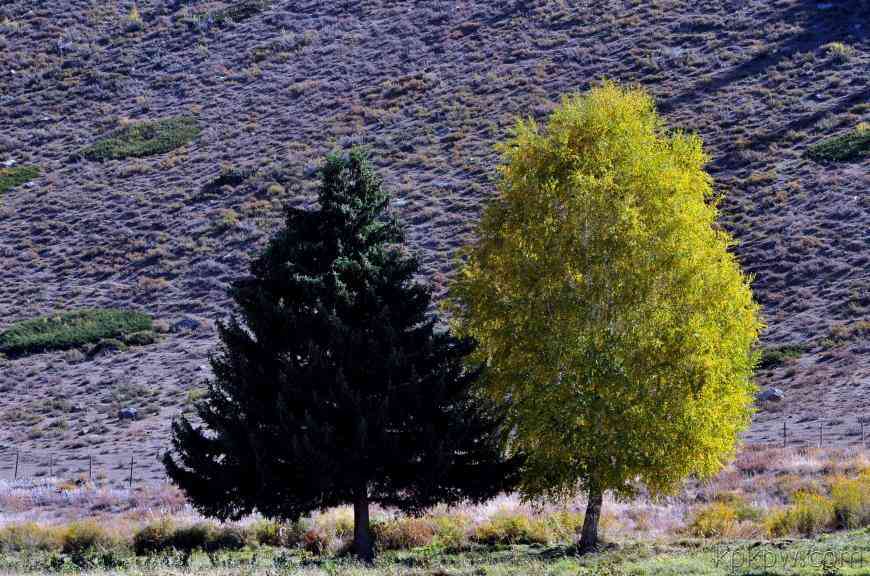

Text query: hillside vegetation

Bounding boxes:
[0,0,867,483]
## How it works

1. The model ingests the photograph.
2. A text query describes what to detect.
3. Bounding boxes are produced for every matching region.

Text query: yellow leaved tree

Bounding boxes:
[448,82,762,551]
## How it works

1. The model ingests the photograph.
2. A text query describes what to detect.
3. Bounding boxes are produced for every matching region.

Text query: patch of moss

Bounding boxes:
[0,309,153,357]
[807,124,870,162]
[0,165,40,195]
[79,117,200,161]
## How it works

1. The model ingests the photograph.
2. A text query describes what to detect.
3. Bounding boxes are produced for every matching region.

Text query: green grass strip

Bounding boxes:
[0,309,152,356]
[807,125,870,162]
[0,165,40,195]
[79,116,201,161]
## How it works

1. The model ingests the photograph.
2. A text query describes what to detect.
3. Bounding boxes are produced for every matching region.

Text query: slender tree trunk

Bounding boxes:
[579,486,603,553]
[352,491,374,563]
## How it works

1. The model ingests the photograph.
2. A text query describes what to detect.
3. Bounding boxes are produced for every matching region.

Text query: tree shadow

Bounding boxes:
[659,0,869,114]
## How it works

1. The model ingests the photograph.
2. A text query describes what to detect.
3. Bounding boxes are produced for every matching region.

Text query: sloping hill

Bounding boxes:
[0,0,867,484]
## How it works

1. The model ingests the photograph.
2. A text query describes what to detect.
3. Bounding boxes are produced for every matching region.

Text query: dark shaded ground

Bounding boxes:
[0,0,867,483]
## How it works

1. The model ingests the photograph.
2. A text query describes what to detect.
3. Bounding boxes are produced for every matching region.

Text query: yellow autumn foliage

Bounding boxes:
[448,81,762,504]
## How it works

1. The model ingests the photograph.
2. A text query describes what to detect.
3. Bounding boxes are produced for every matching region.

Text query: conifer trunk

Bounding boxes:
[352,490,374,562]
[578,486,603,553]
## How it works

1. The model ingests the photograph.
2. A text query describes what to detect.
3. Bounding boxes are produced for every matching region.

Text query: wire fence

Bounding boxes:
[772,417,870,449]
[0,445,168,487]
[1,417,867,485]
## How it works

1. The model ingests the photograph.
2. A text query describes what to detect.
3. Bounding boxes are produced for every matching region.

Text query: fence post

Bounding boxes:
[862,421,865,448]
[49,454,52,478]
[819,421,823,449]
[129,456,134,490]
[14,449,19,480]
[782,420,787,448]
[88,455,92,482]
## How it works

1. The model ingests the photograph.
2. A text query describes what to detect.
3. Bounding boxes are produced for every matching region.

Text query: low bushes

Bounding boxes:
[765,492,834,537]
[0,164,39,195]
[248,519,282,547]
[769,474,870,536]
[0,523,62,552]
[201,165,256,195]
[474,513,550,545]
[132,519,175,556]
[688,502,738,538]
[0,309,153,357]
[183,0,270,31]
[757,344,805,369]
[0,521,117,567]
[132,521,248,558]
[60,520,115,556]
[472,511,584,546]
[690,482,870,539]
[807,123,870,162]
[79,116,200,161]
[830,475,870,529]
[373,518,435,551]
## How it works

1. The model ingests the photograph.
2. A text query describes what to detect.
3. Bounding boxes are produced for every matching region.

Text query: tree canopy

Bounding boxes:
[448,82,762,550]
[165,149,520,561]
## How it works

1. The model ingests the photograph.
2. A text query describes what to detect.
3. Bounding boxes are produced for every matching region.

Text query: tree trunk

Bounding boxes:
[352,491,374,563]
[578,486,603,553]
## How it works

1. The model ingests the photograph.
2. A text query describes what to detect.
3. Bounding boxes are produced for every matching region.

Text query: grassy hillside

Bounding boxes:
[0,0,867,482]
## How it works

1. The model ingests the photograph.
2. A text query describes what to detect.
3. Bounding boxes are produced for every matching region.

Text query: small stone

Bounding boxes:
[757,387,784,402]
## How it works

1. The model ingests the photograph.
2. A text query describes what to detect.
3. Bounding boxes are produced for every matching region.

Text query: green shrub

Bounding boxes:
[546,511,585,541]
[202,165,256,195]
[0,164,39,195]
[823,42,854,63]
[688,502,737,538]
[807,124,870,162]
[249,519,282,547]
[134,522,243,561]
[209,0,269,26]
[830,476,870,529]
[60,520,113,555]
[473,513,551,545]
[764,508,794,537]
[757,344,805,369]
[184,0,269,31]
[0,523,61,552]
[86,338,128,357]
[172,523,212,555]
[0,309,152,356]
[713,492,763,522]
[429,515,471,550]
[79,117,200,161]
[124,330,158,346]
[793,492,835,534]
[133,520,174,556]
[768,492,835,536]
[205,525,247,552]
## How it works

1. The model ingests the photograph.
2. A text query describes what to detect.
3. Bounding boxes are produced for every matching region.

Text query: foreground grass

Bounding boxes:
[6,448,870,573]
[4,534,870,575]
[79,117,200,161]
[0,309,153,356]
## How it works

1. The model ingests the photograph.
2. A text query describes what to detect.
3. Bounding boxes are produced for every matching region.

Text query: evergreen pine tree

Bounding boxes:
[164,149,520,561]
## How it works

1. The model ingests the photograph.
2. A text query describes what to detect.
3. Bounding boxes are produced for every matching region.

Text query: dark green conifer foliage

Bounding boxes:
[164,149,520,561]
